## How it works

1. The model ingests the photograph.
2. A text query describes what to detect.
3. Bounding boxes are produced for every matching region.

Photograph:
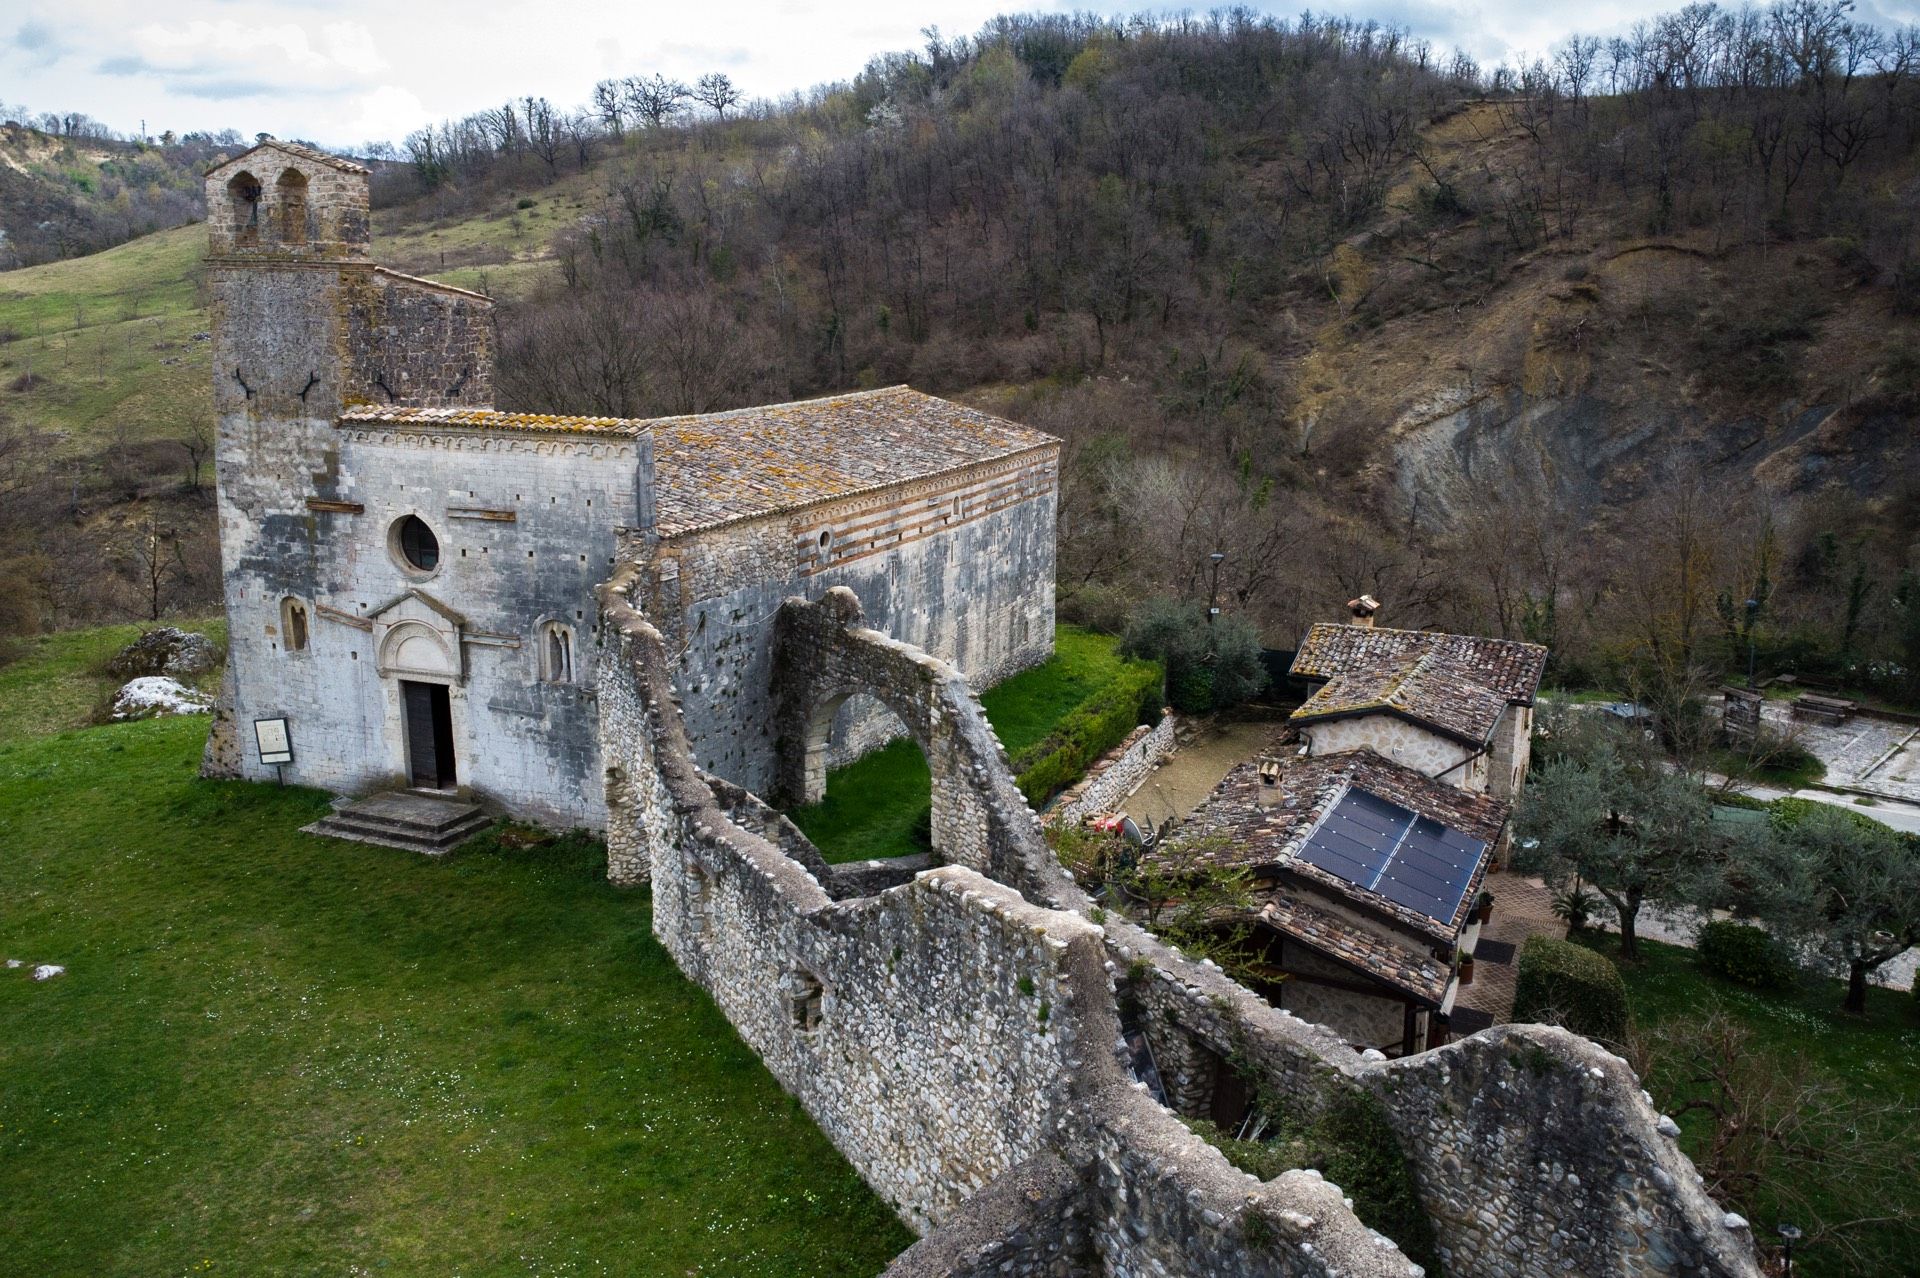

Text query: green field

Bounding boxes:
[0,616,224,747]
[789,626,1151,862]
[1586,934,1920,1278]
[0,640,911,1275]
[0,223,214,453]
[0,184,571,457]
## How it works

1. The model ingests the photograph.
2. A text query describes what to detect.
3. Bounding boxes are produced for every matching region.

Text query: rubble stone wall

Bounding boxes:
[594,567,1761,1278]
[652,450,1057,795]
[1045,714,1179,828]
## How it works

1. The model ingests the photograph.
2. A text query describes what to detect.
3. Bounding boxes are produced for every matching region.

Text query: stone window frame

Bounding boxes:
[536,618,575,684]
[226,171,262,246]
[786,969,825,1033]
[280,596,311,654]
[387,513,444,582]
[275,168,309,246]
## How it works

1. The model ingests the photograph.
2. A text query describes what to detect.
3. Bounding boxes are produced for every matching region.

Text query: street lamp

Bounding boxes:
[1744,596,1760,688]
[1777,1222,1802,1276]
[1206,552,1226,631]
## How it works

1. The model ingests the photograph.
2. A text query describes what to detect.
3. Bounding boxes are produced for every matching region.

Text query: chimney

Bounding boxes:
[1347,595,1381,628]
[1256,758,1283,806]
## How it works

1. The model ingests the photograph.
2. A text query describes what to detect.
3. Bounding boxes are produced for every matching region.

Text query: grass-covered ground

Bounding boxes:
[0,616,223,748]
[0,702,911,1273]
[787,626,1152,863]
[1581,934,1920,1278]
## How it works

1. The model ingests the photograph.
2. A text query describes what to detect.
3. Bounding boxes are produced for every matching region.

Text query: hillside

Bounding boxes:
[0,124,218,267]
[2,5,1917,707]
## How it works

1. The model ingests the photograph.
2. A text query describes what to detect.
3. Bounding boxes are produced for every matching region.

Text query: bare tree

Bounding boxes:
[694,73,744,120]
[624,74,690,129]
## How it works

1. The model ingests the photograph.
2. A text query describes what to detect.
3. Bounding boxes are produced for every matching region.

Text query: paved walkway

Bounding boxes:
[1455,872,1564,1026]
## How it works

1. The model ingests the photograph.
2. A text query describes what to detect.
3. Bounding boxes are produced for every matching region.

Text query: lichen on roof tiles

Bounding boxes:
[1289,622,1548,744]
[648,386,1056,536]
[337,405,650,437]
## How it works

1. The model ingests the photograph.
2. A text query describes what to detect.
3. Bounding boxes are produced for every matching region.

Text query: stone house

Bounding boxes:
[199,140,1057,826]
[1165,747,1511,1057]
[1288,601,1548,805]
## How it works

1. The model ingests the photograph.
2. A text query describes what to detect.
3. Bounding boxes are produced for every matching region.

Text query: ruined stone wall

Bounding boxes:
[595,568,1762,1278]
[595,567,1427,1277]
[654,450,1057,794]
[1045,714,1178,828]
[1370,1026,1761,1278]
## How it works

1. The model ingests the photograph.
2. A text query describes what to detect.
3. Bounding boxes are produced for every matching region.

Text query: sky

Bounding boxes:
[6,0,1918,149]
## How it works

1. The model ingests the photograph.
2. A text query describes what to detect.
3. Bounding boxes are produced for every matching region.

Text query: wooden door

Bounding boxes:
[402,681,455,788]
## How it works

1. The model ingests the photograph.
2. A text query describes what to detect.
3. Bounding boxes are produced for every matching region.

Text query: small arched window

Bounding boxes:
[276,168,308,245]
[227,171,262,245]
[281,597,310,653]
[540,621,574,683]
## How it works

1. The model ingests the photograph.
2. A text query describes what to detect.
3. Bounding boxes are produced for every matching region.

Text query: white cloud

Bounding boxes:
[3,0,1917,146]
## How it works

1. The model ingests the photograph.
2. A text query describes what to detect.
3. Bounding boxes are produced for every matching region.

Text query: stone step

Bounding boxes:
[302,792,492,854]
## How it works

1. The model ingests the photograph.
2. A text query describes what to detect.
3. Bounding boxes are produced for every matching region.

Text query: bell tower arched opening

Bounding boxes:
[276,168,309,245]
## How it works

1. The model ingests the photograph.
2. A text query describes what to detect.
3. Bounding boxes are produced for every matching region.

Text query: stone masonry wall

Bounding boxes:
[654,451,1057,796]
[595,564,1428,1276]
[596,563,1761,1278]
[1306,715,1487,789]
[1045,714,1179,828]
[1371,1026,1761,1278]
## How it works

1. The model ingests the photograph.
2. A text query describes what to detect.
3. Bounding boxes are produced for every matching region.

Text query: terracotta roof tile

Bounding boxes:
[1290,623,1547,744]
[206,138,371,177]
[1257,892,1453,1005]
[649,386,1056,536]
[338,406,649,437]
[1164,748,1507,942]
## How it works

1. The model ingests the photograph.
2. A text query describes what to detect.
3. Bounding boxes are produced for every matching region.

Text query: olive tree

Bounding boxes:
[1515,713,1719,959]
[1738,803,1920,1016]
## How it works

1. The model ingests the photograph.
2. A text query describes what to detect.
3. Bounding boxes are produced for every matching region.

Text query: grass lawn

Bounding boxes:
[0,616,224,748]
[787,626,1150,863]
[1577,934,1920,1278]
[0,711,912,1275]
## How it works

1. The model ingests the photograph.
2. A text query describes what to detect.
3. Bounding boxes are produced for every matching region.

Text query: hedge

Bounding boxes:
[1010,661,1162,807]
[1511,935,1631,1046]
[1696,920,1795,990]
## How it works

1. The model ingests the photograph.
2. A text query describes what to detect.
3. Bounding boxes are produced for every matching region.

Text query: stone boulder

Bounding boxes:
[106,627,219,680]
[111,676,213,720]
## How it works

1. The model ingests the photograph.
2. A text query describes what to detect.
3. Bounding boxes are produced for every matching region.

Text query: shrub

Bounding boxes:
[1184,1091,1439,1273]
[1696,920,1795,990]
[1770,797,1896,839]
[1120,597,1266,714]
[1512,936,1631,1046]
[1009,660,1160,806]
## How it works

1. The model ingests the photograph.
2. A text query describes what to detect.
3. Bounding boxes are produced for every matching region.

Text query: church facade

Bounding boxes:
[200,141,1057,827]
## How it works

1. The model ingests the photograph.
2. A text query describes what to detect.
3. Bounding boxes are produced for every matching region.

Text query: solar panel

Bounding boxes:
[1296,788,1486,926]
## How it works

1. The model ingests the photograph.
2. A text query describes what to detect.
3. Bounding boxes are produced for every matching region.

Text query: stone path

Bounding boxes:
[1753,701,1920,803]
[1456,872,1565,1026]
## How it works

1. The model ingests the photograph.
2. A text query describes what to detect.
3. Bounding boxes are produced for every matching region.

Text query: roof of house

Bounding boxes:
[338,406,650,438]
[648,386,1056,536]
[1166,748,1508,943]
[1160,747,1507,1005]
[1289,623,1549,745]
[206,138,371,177]
[1258,892,1454,1005]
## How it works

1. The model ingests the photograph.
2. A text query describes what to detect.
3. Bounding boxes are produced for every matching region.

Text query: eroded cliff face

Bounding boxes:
[1290,225,1914,533]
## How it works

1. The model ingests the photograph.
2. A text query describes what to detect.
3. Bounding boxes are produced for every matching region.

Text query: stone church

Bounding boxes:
[199,140,1059,828]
